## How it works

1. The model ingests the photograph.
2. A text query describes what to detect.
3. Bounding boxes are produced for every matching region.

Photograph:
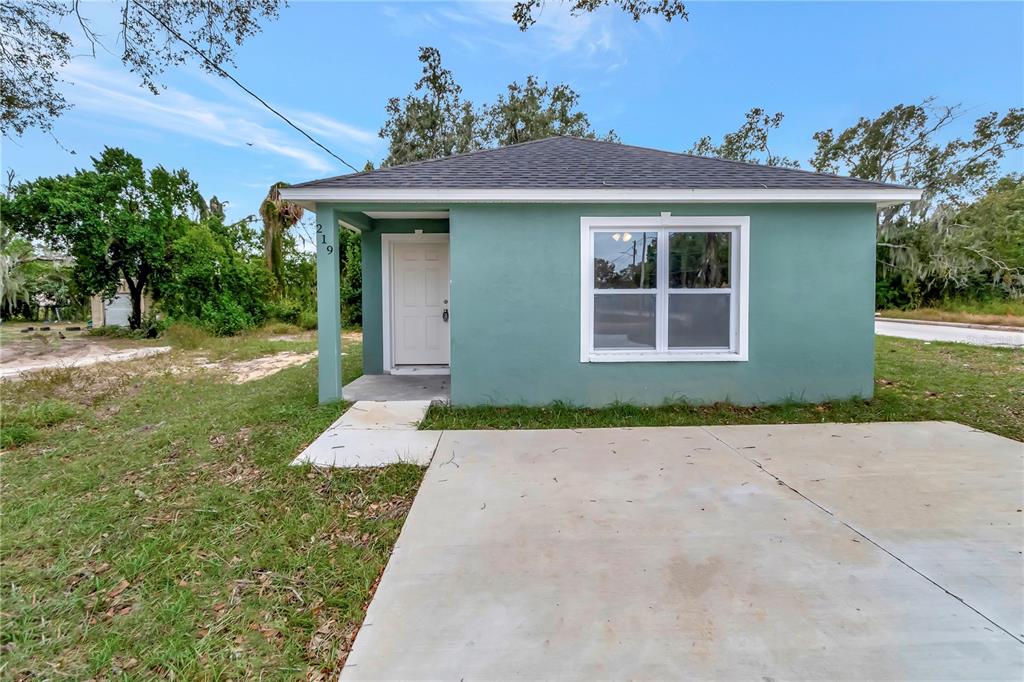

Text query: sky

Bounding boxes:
[3,0,1022,227]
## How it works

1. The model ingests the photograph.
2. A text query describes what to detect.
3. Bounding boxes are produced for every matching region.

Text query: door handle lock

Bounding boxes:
[442,308,449,322]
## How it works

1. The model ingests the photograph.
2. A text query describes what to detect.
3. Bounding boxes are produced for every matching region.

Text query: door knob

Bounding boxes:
[442,308,449,322]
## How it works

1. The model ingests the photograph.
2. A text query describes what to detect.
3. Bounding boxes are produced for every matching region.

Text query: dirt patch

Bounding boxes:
[195,351,317,384]
[0,337,170,380]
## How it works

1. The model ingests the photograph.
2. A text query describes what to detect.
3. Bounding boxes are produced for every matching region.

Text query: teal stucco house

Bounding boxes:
[280,137,920,407]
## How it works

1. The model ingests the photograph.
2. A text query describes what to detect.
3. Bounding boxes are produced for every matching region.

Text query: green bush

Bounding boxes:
[158,221,273,335]
[200,296,255,336]
[297,310,317,330]
[340,230,362,326]
[266,298,304,324]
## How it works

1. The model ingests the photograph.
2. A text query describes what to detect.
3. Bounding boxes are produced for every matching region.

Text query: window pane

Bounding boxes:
[594,294,656,349]
[668,293,731,348]
[669,232,730,288]
[594,231,657,289]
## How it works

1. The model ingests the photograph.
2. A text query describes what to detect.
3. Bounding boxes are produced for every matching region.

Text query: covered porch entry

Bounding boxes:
[312,205,451,403]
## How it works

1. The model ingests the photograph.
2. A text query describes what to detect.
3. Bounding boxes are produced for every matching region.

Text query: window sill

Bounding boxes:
[583,351,748,363]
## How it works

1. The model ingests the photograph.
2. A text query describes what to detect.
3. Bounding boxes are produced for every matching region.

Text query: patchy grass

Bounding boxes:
[878,298,1024,327]
[161,323,319,361]
[1,335,426,680]
[423,337,1024,441]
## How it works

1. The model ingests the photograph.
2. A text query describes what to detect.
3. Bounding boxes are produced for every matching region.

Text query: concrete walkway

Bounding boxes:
[342,374,449,402]
[292,400,442,467]
[343,421,1023,680]
[876,318,1024,347]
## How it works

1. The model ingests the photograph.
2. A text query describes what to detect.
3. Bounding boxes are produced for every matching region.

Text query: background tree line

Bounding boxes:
[2,42,1019,333]
[689,102,1022,307]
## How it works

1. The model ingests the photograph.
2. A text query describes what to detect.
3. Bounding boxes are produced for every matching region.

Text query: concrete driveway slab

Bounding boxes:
[342,424,1023,681]
[706,421,1024,637]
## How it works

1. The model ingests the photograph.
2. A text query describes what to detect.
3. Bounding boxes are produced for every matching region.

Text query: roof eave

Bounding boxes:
[278,187,922,207]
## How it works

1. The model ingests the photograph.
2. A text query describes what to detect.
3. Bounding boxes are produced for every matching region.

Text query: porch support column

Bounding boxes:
[315,204,343,403]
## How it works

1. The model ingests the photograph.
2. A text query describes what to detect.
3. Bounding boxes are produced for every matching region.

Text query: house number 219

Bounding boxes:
[316,223,334,254]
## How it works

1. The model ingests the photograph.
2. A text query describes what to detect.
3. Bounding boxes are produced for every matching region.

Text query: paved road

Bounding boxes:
[875,319,1024,348]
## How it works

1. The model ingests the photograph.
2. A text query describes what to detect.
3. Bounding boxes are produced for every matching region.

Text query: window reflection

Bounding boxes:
[594,294,656,349]
[669,232,730,289]
[594,231,658,289]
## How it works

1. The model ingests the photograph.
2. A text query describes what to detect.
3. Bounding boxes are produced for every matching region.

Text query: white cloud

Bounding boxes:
[288,110,379,148]
[378,1,631,63]
[59,60,375,173]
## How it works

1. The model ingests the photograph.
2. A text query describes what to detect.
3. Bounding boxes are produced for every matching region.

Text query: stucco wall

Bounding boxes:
[446,203,877,407]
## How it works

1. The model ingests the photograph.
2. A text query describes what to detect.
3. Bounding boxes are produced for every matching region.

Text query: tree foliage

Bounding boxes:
[381,47,482,167]
[0,221,36,313]
[0,0,73,136]
[1,0,283,137]
[339,229,362,327]
[3,148,201,329]
[688,108,798,168]
[259,182,305,293]
[381,47,617,166]
[484,75,619,146]
[692,100,1023,304]
[811,99,1024,214]
[159,219,273,336]
[512,0,688,30]
[808,100,1023,304]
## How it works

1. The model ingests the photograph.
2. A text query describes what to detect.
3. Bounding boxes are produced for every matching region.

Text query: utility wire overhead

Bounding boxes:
[131,2,360,174]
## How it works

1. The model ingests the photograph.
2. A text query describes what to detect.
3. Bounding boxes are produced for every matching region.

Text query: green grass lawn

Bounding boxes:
[1,330,425,680]
[2,330,1021,679]
[423,336,1023,441]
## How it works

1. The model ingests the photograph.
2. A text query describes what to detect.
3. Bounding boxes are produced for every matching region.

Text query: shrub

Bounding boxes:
[297,310,317,330]
[158,222,272,336]
[339,230,362,326]
[199,296,255,336]
[266,299,304,324]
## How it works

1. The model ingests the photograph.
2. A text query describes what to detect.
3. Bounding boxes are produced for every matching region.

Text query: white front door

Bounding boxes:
[391,239,450,366]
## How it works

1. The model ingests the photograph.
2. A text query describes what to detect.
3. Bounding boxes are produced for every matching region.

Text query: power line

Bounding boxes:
[131,2,360,173]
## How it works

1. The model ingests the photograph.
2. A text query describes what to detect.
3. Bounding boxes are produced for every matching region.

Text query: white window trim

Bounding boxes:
[579,215,750,363]
[380,232,451,373]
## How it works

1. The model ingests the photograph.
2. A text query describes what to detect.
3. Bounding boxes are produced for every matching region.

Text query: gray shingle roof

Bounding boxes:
[289,136,911,191]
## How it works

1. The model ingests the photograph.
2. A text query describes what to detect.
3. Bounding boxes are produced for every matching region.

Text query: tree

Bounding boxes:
[1,0,283,137]
[484,76,618,146]
[942,176,1024,298]
[380,47,482,167]
[381,47,615,165]
[512,0,688,30]
[687,108,798,167]
[0,221,35,316]
[0,0,72,136]
[259,182,305,293]
[809,100,1023,302]
[4,148,200,329]
[810,100,1024,221]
